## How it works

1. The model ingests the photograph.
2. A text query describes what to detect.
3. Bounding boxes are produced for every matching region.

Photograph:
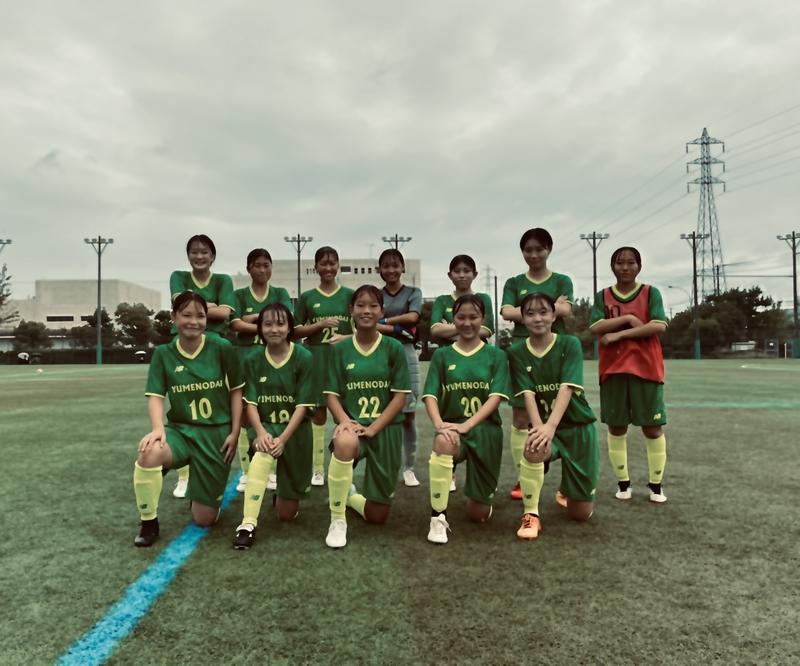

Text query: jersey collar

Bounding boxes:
[353,333,382,356]
[316,284,341,297]
[525,271,552,285]
[611,283,642,300]
[177,335,206,359]
[190,272,213,289]
[265,341,293,369]
[452,340,485,357]
[250,284,270,303]
[526,334,557,358]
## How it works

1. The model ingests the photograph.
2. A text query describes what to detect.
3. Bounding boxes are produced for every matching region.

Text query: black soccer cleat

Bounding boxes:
[232,524,256,550]
[134,518,160,548]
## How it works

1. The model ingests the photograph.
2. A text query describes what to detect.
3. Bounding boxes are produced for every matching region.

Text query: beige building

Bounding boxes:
[232,258,422,298]
[6,279,161,326]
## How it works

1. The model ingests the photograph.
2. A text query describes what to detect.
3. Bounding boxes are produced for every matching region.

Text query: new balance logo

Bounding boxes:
[448,364,456,371]
[446,307,452,313]
[654,413,662,419]
[433,492,441,499]
[175,365,185,373]
[346,363,355,370]
[520,289,528,295]
[334,500,342,506]
[259,376,267,383]
[526,366,532,372]
[246,307,253,313]
[313,303,321,308]
[250,495,261,501]
[139,503,148,509]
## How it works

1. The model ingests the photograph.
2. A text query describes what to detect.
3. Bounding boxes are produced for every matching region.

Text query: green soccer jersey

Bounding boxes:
[231,284,293,347]
[422,341,510,426]
[169,271,236,336]
[430,292,495,345]
[294,285,354,346]
[507,334,595,427]
[501,271,574,337]
[145,334,245,427]
[324,334,411,426]
[243,342,315,427]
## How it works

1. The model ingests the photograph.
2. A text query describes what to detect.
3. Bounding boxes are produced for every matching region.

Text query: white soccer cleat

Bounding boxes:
[615,486,632,501]
[649,488,667,503]
[427,514,450,544]
[325,519,347,548]
[236,474,248,493]
[449,475,456,493]
[403,469,420,487]
[311,471,324,487]
[172,478,188,498]
[267,473,277,490]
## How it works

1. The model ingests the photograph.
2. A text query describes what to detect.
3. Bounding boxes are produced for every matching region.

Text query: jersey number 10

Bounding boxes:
[189,398,213,420]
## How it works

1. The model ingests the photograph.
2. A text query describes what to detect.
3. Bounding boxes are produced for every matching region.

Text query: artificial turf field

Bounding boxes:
[1,360,798,665]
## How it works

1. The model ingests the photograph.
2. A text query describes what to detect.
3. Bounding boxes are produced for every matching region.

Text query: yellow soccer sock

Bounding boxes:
[328,455,353,521]
[429,452,454,513]
[347,492,367,518]
[177,465,190,482]
[519,459,544,516]
[237,428,250,475]
[242,452,275,527]
[646,435,667,484]
[510,427,527,478]
[607,433,629,482]
[133,462,163,521]
[312,423,326,475]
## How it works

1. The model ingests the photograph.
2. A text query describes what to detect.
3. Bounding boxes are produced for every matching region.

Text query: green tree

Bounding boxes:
[0,263,19,326]
[13,320,52,350]
[566,297,594,353]
[115,302,154,347]
[151,310,173,345]
[67,308,117,349]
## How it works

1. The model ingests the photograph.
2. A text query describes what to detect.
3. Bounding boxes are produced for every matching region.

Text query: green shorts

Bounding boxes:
[454,421,504,505]
[308,344,331,409]
[247,420,313,500]
[330,423,403,505]
[166,422,232,508]
[600,374,667,427]
[549,423,600,502]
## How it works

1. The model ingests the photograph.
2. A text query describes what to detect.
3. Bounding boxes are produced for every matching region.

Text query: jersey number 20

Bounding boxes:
[460,396,483,417]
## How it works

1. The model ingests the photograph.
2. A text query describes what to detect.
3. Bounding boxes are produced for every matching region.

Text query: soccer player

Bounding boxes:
[230,248,292,493]
[500,228,574,501]
[232,303,315,550]
[294,247,354,487]
[133,292,244,547]
[323,285,411,549]
[423,295,510,544]
[590,246,669,503]
[376,248,422,487]
[507,292,599,540]
[168,234,237,498]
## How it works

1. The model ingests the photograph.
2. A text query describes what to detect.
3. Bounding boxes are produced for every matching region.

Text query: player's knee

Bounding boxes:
[567,500,594,522]
[642,425,662,439]
[608,425,628,437]
[312,408,327,426]
[523,447,549,464]
[432,433,458,456]
[364,501,390,524]
[512,408,528,430]
[332,432,359,460]
[466,500,492,523]
[191,505,218,527]
[137,447,164,469]
[276,498,299,521]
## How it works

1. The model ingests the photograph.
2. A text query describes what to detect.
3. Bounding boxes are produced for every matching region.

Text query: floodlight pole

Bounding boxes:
[581,231,609,359]
[84,235,114,365]
[0,239,11,254]
[777,231,800,357]
[284,234,313,301]
[381,234,412,250]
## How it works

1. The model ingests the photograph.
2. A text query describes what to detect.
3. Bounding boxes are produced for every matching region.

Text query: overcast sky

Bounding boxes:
[2,1,799,313]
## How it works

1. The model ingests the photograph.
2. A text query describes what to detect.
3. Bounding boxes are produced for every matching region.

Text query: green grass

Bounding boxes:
[2,360,798,665]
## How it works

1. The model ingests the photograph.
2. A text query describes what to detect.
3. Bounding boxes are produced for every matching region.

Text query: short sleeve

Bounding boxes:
[561,336,584,390]
[480,293,495,335]
[231,289,246,322]
[145,347,167,397]
[389,340,411,392]
[224,341,245,390]
[501,276,517,308]
[430,296,446,327]
[295,348,315,406]
[590,290,606,326]
[560,274,575,303]
[243,353,258,405]
[169,271,184,301]
[408,287,422,314]
[507,345,534,395]
[489,349,511,399]
[422,349,444,400]
[324,343,343,395]
[277,287,294,314]
[648,286,667,323]
[217,274,236,311]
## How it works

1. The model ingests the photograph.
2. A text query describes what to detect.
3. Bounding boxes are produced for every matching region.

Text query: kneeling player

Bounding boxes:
[423,295,510,544]
[133,292,244,547]
[507,293,599,540]
[233,303,315,550]
[323,285,410,549]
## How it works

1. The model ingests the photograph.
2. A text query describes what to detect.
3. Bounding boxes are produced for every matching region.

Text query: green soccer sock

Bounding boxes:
[646,434,667,484]
[237,428,250,475]
[328,455,353,521]
[133,462,163,521]
[242,452,275,527]
[429,452,453,513]
[347,491,367,518]
[510,427,527,478]
[607,433,629,482]
[312,423,326,475]
[519,459,544,516]
[177,465,190,482]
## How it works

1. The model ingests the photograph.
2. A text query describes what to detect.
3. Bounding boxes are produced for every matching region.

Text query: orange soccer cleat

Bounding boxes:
[555,490,568,508]
[516,513,542,540]
[510,481,523,500]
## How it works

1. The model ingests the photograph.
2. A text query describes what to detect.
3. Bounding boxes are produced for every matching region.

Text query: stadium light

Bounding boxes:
[0,239,11,254]
[84,236,114,365]
[382,235,412,250]
[284,235,313,301]
[668,284,701,359]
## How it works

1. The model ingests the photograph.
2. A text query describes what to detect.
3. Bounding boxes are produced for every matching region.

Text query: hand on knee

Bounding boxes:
[433,433,459,457]
[332,432,359,461]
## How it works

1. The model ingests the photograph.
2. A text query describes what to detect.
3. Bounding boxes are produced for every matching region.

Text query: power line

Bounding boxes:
[726,165,800,193]
[726,142,800,172]
[725,102,800,138]
[727,154,800,181]
[726,127,800,158]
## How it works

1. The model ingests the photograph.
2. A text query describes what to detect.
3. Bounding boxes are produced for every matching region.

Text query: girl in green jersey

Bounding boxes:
[430,254,494,345]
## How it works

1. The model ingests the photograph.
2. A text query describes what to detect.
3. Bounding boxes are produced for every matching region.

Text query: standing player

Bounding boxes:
[323,285,410,549]
[230,248,293,493]
[423,295,510,544]
[507,292,599,540]
[500,228,573,501]
[376,248,422,487]
[232,303,315,550]
[133,292,244,547]
[590,246,669,503]
[294,247,353,487]
[168,234,237,498]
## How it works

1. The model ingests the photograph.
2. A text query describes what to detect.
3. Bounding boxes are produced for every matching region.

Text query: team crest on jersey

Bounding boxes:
[346,363,356,370]
[259,376,267,383]
[526,366,532,372]
[448,364,456,371]
[175,365,185,373]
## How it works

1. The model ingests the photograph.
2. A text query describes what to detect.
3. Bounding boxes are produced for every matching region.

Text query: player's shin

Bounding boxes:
[510,427,527,476]
[607,433,629,482]
[237,428,250,475]
[328,456,354,521]
[429,453,453,514]
[519,459,544,516]
[312,423,326,475]
[134,462,163,520]
[645,435,667,485]
[242,453,275,527]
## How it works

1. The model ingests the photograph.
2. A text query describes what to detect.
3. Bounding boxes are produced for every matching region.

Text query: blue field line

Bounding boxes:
[56,476,241,666]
